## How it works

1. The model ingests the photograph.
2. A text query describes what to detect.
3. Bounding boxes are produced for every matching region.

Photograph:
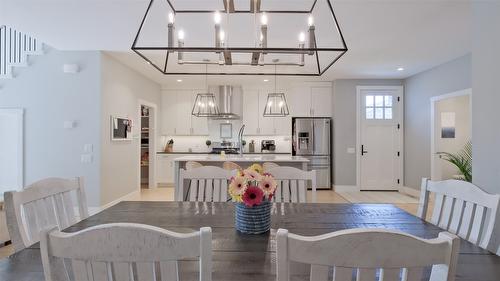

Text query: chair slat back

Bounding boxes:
[179,166,236,202]
[417,178,500,254]
[263,162,280,172]
[267,167,316,203]
[4,177,88,252]
[276,228,460,281]
[40,223,212,281]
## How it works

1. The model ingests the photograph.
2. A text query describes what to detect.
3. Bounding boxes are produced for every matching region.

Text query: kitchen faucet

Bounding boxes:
[238,125,245,156]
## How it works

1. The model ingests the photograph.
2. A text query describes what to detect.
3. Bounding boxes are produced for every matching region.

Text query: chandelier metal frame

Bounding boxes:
[132,0,348,76]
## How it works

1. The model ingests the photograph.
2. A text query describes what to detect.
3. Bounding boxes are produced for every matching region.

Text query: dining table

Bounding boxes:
[0,202,499,281]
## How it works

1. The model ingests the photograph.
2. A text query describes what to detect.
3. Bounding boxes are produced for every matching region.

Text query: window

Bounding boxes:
[365,95,394,120]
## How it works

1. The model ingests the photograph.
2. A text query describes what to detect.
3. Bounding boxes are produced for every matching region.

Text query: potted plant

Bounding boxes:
[229,164,277,234]
[437,141,472,182]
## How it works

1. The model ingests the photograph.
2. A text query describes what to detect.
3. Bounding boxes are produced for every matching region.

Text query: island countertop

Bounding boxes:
[172,155,309,163]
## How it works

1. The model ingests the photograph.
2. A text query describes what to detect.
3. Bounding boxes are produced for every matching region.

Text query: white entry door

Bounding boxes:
[0,109,24,197]
[357,87,403,191]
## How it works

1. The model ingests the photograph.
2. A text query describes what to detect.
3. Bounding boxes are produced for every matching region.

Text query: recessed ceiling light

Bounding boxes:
[177,79,183,82]
[397,67,405,71]
[263,79,269,82]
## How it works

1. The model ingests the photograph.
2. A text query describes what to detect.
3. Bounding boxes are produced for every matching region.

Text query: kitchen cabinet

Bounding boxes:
[258,91,275,135]
[242,90,260,135]
[161,90,177,135]
[288,86,312,117]
[161,90,209,136]
[311,87,333,117]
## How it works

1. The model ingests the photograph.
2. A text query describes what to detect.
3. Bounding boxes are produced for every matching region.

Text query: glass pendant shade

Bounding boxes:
[192,93,220,117]
[263,93,289,117]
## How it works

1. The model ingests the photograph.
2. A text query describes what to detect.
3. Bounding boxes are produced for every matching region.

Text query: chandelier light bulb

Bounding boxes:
[168,12,175,24]
[299,32,306,43]
[214,11,222,24]
[308,15,314,27]
[260,32,264,42]
[261,13,268,25]
[219,30,226,41]
[178,30,185,40]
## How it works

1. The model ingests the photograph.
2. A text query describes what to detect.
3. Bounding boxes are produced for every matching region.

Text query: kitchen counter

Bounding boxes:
[173,155,307,163]
[157,151,291,155]
[172,155,309,201]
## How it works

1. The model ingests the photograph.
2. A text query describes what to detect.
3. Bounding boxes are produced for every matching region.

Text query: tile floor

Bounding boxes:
[0,188,424,259]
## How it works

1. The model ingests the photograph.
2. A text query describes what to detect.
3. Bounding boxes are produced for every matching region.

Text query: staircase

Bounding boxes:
[0,25,43,79]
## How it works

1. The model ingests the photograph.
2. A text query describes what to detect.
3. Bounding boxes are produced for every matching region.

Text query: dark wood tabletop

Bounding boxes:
[1,202,499,281]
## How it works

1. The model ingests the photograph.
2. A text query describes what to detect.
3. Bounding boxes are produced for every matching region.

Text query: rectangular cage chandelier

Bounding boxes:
[132,0,348,76]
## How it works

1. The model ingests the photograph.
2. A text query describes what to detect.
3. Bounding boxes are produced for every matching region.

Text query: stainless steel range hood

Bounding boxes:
[211,85,243,120]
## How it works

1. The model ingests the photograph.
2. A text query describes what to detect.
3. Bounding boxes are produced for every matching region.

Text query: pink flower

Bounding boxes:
[229,176,248,196]
[259,175,277,196]
[244,169,262,181]
[242,186,264,207]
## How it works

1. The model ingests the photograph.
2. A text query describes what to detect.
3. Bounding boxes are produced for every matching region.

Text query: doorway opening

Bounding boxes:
[430,89,472,181]
[356,86,404,191]
[138,101,157,189]
[0,108,23,197]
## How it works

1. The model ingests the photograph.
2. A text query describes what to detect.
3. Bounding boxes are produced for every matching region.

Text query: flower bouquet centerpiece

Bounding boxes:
[229,164,277,234]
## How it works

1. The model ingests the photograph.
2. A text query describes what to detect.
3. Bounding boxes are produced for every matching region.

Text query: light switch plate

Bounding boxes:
[64,121,75,129]
[84,144,93,153]
[81,154,93,163]
[347,147,356,154]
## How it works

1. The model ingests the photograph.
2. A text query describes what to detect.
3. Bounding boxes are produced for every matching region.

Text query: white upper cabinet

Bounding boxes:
[161,90,177,135]
[242,89,260,135]
[258,91,275,135]
[311,87,333,117]
[175,90,193,135]
[161,90,209,136]
[289,86,312,117]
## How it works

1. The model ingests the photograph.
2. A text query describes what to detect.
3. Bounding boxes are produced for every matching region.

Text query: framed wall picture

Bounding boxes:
[441,112,456,138]
[111,116,133,141]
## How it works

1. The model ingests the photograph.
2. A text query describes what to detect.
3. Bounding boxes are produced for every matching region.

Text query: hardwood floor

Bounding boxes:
[0,188,425,259]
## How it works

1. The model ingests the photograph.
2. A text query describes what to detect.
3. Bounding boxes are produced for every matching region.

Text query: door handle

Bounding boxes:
[361,145,368,156]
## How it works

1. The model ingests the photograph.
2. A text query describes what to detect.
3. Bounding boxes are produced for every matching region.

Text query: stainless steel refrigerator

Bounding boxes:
[292,117,332,189]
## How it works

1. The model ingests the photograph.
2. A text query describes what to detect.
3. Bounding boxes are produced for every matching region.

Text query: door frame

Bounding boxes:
[430,88,472,180]
[0,108,24,194]
[137,100,158,190]
[356,86,404,190]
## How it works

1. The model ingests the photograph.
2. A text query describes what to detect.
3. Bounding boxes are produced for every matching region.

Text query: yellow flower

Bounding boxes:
[232,194,243,202]
[248,163,264,175]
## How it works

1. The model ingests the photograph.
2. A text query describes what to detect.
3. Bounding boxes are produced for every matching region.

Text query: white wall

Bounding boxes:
[100,54,161,206]
[472,3,500,195]
[0,47,102,207]
[404,54,471,189]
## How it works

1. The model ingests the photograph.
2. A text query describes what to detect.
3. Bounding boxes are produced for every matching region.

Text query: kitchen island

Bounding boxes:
[173,155,309,201]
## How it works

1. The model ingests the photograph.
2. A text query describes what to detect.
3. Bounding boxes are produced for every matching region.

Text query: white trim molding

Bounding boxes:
[334,185,360,192]
[398,186,420,198]
[88,189,141,216]
[430,88,472,181]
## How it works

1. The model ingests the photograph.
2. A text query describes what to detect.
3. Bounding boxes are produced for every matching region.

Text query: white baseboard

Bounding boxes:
[398,186,420,198]
[334,185,360,192]
[88,189,141,216]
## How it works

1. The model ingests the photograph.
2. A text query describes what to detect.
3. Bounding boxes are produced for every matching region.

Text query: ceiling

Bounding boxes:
[1,0,472,86]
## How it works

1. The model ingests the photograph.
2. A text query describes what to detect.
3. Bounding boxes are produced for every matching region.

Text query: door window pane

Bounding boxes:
[384,96,393,107]
[366,108,374,119]
[366,95,374,107]
[384,108,393,119]
[375,96,384,107]
[375,108,384,119]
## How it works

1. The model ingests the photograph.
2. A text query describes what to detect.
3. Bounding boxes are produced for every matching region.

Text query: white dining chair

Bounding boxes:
[267,166,317,203]
[276,228,460,281]
[4,177,88,252]
[222,161,242,171]
[40,223,212,281]
[418,178,500,255]
[263,162,279,172]
[179,166,237,202]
